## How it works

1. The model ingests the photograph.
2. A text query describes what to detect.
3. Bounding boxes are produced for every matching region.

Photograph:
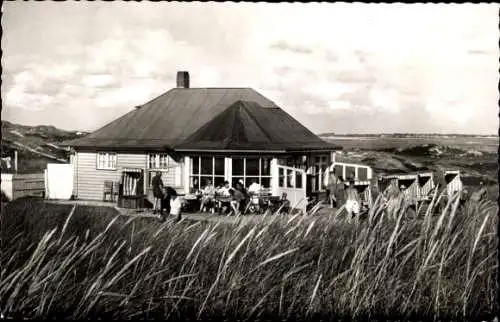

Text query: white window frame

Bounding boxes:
[148,153,169,170]
[96,152,117,170]
[278,166,304,189]
[189,156,226,190]
[311,155,328,192]
[231,157,272,188]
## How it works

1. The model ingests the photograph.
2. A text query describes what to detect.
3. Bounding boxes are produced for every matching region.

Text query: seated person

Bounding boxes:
[216,181,232,215]
[247,180,261,195]
[160,186,176,221]
[200,179,216,212]
[217,181,231,197]
[169,189,182,222]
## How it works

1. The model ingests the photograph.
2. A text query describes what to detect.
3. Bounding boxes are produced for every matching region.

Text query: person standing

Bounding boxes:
[323,166,333,205]
[151,171,164,214]
[344,179,361,222]
[327,168,341,208]
[385,181,401,220]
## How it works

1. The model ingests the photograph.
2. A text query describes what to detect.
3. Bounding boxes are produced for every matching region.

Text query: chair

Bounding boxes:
[103,181,113,201]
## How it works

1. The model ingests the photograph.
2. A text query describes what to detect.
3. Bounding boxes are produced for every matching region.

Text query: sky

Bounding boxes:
[2,2,499,134]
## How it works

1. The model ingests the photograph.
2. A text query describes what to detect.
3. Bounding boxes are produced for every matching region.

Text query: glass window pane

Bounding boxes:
[214,157,224,176]
[279,168,284,187]
[358,168,368,181]
[200,157,213,175]
[287,169,294,188]
[334,165,343,178]
[246,158,259,176]
[296,172,303,189]
[160,154,169,168]
[345,166,356,180]
[232,158,244,176]
[261,158,271,176]
[277,158,286,166]
[192,157,199,175]
[190,176,200,192]
[214,176,225,188]
[317,174,322,191]
[261,177,271,189]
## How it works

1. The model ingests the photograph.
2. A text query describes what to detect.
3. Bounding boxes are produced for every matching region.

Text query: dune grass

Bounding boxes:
[0,192,497,320]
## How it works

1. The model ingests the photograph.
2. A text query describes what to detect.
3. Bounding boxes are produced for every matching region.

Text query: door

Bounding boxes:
[274,164,307,212]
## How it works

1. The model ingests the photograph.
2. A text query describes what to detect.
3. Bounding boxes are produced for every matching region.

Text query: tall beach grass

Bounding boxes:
[0,192,497,320]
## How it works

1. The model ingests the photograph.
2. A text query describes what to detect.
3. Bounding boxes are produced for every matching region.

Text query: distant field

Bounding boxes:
[322,135,498,186]
[323,136,498,153]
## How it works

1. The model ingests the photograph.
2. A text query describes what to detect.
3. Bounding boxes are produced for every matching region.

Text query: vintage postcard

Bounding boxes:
[1,2,498,321]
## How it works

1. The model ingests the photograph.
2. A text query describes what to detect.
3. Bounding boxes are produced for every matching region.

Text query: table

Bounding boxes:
[182,194,201,213]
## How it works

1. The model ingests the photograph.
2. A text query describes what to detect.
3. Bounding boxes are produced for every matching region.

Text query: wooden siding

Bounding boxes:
[74,152,146,200]
[403,180,419,204]
[74,152,185,201]
[418,173,435,199]
[445,171,463,196]
[71,153,77,197]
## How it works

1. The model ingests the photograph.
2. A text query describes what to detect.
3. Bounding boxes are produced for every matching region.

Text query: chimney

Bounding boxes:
[176,71,190,88]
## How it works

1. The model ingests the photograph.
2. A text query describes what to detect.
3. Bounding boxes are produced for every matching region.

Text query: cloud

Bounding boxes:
[81,74,116,88]
[2,2,498,134]
[270,41,313,54]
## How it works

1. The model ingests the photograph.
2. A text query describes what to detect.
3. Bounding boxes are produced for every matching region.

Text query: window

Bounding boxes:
[334,164,343,178]
[295,171,303,189]
[148,154,169,169]
[310,155,329,192]
[278,166,303,189]
[279,168,285,187]
[96,152,117,170]
[287,169,294,188]
[358,168,368,181]
[231,157,272,189]
[345,166,356,180]
[190,156,225,191]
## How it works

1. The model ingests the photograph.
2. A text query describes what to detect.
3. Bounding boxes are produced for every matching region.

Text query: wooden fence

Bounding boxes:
[1,173,45,201]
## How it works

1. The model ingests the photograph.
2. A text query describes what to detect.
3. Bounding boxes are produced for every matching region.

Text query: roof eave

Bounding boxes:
[286,145,343,153]
[174,148,287,153]
[69,145,173,153]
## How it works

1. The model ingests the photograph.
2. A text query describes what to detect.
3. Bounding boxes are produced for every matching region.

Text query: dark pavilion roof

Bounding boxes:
[65,87,341,153]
